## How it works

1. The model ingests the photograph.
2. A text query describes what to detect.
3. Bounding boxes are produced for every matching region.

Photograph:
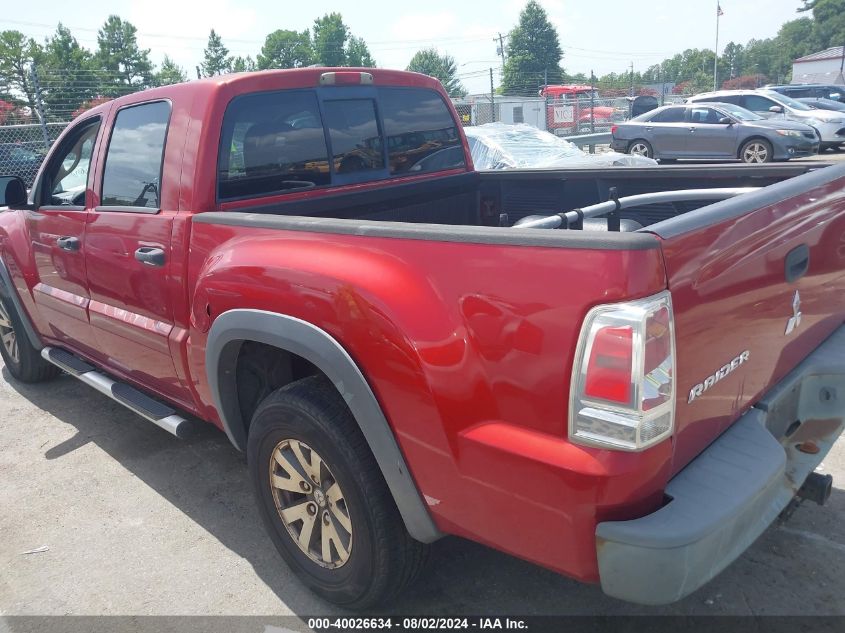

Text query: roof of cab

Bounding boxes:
[77,68,448,119]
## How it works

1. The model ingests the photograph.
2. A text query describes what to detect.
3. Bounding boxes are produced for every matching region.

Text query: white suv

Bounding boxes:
[689,89,845,150]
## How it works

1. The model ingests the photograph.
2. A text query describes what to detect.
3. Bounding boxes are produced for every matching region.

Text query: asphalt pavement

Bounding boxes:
[0,361,844,623]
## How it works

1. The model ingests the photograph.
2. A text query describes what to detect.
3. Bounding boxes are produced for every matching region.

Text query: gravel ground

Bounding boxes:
[0,360,843,623]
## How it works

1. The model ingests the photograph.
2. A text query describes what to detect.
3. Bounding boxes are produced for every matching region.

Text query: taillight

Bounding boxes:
[611,125,618,136]
[570,291,675,451]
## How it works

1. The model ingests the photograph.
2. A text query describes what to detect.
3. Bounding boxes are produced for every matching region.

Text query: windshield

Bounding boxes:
[762,91,813,111]
[712,103,764,121]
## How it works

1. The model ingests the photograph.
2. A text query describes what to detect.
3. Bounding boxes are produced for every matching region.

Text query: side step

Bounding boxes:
[41,346,191,438]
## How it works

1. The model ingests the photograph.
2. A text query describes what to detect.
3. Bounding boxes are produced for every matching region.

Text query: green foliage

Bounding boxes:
[201,29,232,77]
[313,13,348,67]
[256,30,314,69]
[406,48,466,97]
[346,36,375,67]
[156,55,187,85]
[0,30,42,112]
[502,0,564,96]
[41,24,96,120]
[812,0,845,49]
[231,56,256,73]
[95,15,154,96]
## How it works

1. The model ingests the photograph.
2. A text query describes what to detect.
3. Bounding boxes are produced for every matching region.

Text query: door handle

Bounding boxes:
[785,244,810,282]
[56,236,80,252]
[689,127,696,132]
[134,247,166,267]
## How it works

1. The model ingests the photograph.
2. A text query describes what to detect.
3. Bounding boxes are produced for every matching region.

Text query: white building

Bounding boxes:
[453,95,547,130]
[792,47,845,85]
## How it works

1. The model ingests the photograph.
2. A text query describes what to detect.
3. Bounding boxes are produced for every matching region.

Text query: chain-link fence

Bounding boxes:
[452,93,691,138]
[0,122,69,187]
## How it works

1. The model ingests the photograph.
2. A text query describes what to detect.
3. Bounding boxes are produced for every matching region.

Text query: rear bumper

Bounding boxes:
[610,139,627,152]
[596,324,845,605]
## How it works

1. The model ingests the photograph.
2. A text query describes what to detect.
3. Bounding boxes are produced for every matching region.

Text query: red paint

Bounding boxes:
[0,67,842,586]
[540,85,616,135]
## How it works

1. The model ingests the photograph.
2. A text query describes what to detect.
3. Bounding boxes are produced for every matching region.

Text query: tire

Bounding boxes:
[628,139,653,159]
[739,138,773,164]
[247,375,428,608]
[0,296,58,383]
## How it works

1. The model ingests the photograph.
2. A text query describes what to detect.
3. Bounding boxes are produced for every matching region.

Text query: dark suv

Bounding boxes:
[767,84,843,102]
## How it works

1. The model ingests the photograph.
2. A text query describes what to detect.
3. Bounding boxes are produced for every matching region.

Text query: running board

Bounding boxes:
[41,346,191,438]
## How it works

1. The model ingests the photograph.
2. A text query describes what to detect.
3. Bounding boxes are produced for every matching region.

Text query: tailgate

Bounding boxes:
[649,164,845,474]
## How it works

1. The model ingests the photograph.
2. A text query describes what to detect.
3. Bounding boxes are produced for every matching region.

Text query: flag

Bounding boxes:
[717,3,724,16]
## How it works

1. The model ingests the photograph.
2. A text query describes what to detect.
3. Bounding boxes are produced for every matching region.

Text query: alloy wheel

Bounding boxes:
[629,142,651,157]
[742,142,769,163]
[269,438,353,569]
[0,301,19,364]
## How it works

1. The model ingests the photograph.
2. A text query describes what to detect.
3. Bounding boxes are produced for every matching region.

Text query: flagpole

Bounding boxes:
[714,2,721,91]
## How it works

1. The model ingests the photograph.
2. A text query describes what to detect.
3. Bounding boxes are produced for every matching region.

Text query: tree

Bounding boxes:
[0,31,42,114]
[346,36,375,67]
[231,56,256,72]
[94,16,154,96]
[313,13,348,66]
[156,55,187,85]
[201,29,231,77]
[811,0,845,49]
[40,24,96,119]
[72,95,111,118]
[256,30,314,69]
[721,74,768,89]
[502,1,564,95]
[406,48,466,97]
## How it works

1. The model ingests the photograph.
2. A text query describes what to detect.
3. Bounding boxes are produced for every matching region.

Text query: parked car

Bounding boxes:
[798,97,845,114]
[611,102,818,162]
[1,68,845,609]
[0,143,46,187]
[767,83,843,102]
[466,122,657,169]
[688,89,845,150]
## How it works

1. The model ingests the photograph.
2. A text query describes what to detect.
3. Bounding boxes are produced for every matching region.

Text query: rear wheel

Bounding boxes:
[0,297,58,383]
[740,139,773,164]
[247,375,428,608]
[628,139,653,159]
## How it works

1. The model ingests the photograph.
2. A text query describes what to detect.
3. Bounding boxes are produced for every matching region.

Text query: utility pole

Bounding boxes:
[496,33,506,68]
[714,1,722,91]
[630,62,634,98]
[490,68,496,123]
[590,70,596,133]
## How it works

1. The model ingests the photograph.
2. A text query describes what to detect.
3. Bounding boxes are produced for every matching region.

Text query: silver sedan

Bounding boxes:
[610,102,819,163]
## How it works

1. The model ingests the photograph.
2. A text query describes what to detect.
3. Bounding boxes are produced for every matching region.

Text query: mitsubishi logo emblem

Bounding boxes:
[785,290,802,335]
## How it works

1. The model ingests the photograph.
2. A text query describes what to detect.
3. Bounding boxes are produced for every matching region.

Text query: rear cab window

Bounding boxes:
[100,100,171,211]
[217,86,465,202]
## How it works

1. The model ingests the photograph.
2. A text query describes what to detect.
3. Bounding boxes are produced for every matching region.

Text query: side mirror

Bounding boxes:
[718,117,733,125]
[769,105,784,114]
[0,176,27,208]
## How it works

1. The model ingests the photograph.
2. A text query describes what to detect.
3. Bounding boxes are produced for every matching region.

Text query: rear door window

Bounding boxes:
[742,95,778,113]
[218,90,330,200]
[650,107,686,123]
[379,87,465,175]
[101,101,170,210]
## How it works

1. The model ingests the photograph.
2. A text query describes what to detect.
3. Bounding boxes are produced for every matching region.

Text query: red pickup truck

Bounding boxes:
[1,68,844,609]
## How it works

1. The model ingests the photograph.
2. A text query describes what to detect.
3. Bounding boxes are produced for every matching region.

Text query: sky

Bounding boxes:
[1,0,808,94]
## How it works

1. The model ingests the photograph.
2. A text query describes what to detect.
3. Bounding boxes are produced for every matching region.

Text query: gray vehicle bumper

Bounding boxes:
[596,325,845,605]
